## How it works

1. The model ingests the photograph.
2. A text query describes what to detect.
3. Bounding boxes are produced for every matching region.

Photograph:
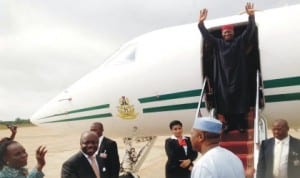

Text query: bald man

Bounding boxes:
[61,131,109,178]
[256,119,300,178]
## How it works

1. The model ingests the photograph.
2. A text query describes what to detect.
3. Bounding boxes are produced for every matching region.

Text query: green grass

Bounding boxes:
[0,120,35,130]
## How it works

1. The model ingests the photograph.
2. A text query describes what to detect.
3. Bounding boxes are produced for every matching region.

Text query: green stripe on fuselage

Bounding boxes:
[38,104,110,120]
[142,92,300,113]
[265,92,300,103]
[138,76,300,104]
[143,102,203,113]
[39,93,299,123]
[264,76,300,89]
[44,113,112,123]
[138,89,201,103]
[39,76,300,120]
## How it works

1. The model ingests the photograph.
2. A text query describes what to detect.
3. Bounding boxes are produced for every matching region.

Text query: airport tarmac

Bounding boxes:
[1,126,300,178]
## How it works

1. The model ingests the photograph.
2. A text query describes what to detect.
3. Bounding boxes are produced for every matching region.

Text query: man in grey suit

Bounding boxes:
[61,131,109,178]
[90,122,120,178]
[256,119,300,178]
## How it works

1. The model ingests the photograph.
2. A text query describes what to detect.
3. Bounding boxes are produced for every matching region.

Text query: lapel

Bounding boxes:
[96,156,103,171]
[100,137,107,152]
[172,137,187,157]
[185,137,192,154]
[78,152,98,177]
[288,137,293,162]
[96,155,108,177]
[267,138,275,164]
[287,136,293,176]
[288,136,298,166]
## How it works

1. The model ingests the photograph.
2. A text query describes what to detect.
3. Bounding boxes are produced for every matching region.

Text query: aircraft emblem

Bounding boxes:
[117,96,138,119]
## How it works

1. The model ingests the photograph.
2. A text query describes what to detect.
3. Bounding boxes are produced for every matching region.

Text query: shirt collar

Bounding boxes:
[171,135,187,140]
[275,135,290,144]
[81,150,97,159]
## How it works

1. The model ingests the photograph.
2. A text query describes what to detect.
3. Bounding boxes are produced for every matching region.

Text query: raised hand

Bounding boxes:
[7,125,17,140]
[199,8,208,23]
[35,145,47,171]
[245,2,255,16]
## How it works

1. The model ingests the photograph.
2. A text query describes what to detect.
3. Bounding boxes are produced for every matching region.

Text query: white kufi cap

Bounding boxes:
[193,117,222,134]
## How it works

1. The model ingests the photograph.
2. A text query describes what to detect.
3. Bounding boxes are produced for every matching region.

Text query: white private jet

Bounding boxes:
[31,4,300,177]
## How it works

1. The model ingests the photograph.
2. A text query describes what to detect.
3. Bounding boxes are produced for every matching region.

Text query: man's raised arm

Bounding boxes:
[241,2,256,43]
[198,8,217,44]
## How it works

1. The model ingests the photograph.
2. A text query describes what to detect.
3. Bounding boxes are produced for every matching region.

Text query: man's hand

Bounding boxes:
[35,145,47,171]
[179,159,191,168]
[199,8,208,23]
[245,2,255,16]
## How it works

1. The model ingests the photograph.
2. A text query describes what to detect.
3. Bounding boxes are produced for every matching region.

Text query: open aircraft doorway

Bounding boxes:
[200,22,266,178]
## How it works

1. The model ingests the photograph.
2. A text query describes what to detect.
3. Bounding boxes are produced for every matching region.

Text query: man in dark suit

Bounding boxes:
[90,122,120,178]
[61,131,109,178]
[256,119,300,178]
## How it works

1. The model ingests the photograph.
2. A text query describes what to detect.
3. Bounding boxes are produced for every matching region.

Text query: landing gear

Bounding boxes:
[119,136,157,178]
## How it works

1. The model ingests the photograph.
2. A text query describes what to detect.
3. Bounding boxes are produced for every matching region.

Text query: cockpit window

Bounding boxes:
[102,44,136,67]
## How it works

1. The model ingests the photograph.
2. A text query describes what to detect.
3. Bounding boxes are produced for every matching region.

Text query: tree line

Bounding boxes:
[0,118,34,129]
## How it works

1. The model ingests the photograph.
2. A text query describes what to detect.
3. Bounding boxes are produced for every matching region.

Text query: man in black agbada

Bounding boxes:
[198,2,256,132]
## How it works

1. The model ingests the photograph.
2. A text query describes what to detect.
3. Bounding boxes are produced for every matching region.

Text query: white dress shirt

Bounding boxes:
[273,136,290,178]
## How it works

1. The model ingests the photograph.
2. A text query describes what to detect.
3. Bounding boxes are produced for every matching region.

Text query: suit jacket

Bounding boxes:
[256,136,300,178]
[97,137,120,178]
[61,151,109,178]
[165,136,198,178]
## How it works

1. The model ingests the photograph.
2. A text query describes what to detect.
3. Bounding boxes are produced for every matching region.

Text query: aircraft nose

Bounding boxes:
[30,112,41,125]
[30,102,54,125]
[30,90,72,125]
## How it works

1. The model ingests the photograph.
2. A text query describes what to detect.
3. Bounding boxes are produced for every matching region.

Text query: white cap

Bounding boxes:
[193,117,222,134]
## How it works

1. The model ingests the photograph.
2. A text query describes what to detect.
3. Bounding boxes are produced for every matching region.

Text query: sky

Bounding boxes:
[0,0,298,121]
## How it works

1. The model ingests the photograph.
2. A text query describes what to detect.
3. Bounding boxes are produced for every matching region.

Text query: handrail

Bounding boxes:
[254,70,260,144]
[259,115,268,140]
[254,112,268,177]
[195,77,207,118]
